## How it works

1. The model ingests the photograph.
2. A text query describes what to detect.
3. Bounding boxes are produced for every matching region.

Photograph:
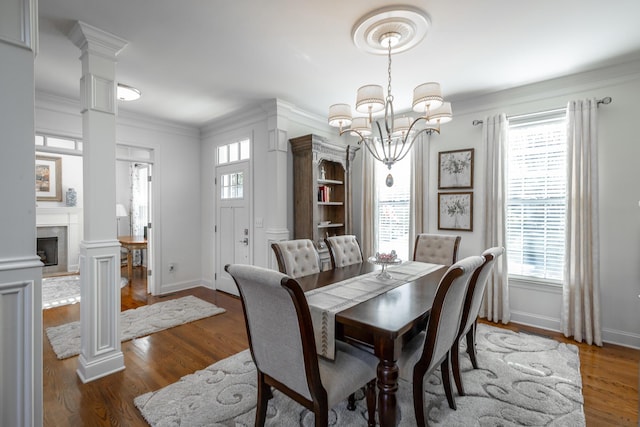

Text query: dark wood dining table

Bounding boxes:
[296,261,448,427]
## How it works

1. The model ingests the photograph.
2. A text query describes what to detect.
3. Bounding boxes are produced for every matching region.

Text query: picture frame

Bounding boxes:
[438,148,474,189]
[36,155,62,201]
[438,192,473,231]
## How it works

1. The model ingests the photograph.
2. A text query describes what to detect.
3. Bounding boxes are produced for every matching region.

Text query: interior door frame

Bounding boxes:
[116,144,159,295]
[214,136,253,292]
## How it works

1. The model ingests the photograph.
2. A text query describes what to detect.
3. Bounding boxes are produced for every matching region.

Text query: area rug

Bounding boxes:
[42,275,128,309]
[134,323,585,426]
[46,295,226,359]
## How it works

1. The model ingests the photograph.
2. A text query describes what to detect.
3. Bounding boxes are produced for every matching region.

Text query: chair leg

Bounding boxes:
[441,355,457,410]
[347,392,356,411]
[412,368,427,427]
[255,372,269,427]
[451,338,465,396]
[466,321,479,369]
[314,401,328,427]
[365,379,376,427]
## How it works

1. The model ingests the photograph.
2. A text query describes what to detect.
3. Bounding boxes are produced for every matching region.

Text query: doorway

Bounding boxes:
[116,145,156,295]
[215,161,251,296]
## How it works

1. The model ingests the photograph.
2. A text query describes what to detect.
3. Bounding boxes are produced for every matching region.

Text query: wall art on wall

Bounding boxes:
[438,148,474,189]
[36,155,62,201]
[438,192,473,231]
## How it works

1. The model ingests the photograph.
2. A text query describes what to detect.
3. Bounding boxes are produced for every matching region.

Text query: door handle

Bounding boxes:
[239,238,249,245]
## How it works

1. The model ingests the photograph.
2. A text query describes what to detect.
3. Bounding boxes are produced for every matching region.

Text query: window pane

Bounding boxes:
[218,146,228,164]
[229,142,239,162]
[35,135,44,146]
[47,137,76,150]
[507,115,566,282]
[240,139,250,160]
[375,154,411,261]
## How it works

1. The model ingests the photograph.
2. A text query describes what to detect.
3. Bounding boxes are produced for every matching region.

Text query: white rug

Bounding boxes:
[46,295,226,359]
[135,324,585,426]
[42,275,128,309]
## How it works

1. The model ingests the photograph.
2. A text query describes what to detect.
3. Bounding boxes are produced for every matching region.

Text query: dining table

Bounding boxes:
[295,261,448,427]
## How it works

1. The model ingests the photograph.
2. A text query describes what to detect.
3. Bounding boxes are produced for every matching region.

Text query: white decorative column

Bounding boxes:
[263,100,290,269]
[0,1,41,426]
[68,21,127,382]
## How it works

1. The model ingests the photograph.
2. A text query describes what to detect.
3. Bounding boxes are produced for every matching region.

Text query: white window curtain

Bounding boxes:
[360,149,376,258]
[562,98,602,346]
[480,114,510,323]
[409,134,425,258]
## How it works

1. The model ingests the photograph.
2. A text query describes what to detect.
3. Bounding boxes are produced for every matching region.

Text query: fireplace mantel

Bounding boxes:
[36,207,83,272]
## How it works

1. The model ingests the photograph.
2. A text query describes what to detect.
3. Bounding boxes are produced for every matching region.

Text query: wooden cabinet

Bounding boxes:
[290,134,358,249]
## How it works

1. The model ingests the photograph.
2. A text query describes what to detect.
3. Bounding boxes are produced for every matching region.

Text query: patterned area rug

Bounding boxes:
[42,275,128,309]
[46,295,226,359]
[134,324,585,426]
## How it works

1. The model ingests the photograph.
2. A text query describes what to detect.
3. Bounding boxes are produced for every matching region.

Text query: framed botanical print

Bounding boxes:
[438,148,474,189]
[438,192,473,231]
[36,155,62,201]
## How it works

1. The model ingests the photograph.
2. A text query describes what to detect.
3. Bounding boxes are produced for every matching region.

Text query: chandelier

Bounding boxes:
[328,7,452,186]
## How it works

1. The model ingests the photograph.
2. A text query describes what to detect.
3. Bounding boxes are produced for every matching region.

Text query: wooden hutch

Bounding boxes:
[289,134,358,268]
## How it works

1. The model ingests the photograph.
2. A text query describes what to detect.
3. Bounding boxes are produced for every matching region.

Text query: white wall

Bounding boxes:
[411,59,640,348]
[35,93,202,295]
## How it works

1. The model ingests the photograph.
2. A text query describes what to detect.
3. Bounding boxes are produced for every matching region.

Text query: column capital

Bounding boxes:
[68,21,128,59]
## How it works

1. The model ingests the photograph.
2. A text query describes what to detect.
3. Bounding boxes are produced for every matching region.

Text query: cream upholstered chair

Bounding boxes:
[271,239,321,278]
[325,235,363,269]
[397,255,484,426]
[413,233,461,266]
[224,264,378,427]
[451,246,505,396]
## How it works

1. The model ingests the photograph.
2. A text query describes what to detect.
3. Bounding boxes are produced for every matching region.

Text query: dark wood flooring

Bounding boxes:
[42,267,639,426]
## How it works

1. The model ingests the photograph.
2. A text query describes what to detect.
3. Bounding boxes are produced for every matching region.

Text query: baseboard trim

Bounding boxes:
[510,310,640,349]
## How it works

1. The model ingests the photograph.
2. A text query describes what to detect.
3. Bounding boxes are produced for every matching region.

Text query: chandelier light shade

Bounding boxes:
[328,7,452,185]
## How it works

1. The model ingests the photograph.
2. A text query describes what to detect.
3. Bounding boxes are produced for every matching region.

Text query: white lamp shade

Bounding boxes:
[349,117,372,136]
[392,116,412,136]
[426,102,453,124]
[412,82,443,113]
[355,85,385,114]
[328,104,353,128]
[116,204,128,217]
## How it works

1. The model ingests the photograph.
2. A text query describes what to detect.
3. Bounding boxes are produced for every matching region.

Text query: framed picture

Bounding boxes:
[438,192,473,231]
[36,155,62,201]
[438,148,474,189]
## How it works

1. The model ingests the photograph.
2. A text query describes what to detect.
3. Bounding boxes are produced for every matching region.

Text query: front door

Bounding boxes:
[215,161,250,295]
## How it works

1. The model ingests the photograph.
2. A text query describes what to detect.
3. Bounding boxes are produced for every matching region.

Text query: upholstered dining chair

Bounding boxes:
[325,235,363,269]
[397,255,484,426]
[412,233,461,266]
[271,239,321,278]
[451,246,505,396]
[224,264,378,427]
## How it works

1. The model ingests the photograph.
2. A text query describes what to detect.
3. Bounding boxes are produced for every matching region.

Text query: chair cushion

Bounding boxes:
[319,340,378,408]
[277,239,320,278]
[327,235,363,268]
[398,331,426,381]
[414,234,459,266]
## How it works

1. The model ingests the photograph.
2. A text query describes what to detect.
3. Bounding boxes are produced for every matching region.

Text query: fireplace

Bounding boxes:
[37,236,58,266]
[37,225,68,275]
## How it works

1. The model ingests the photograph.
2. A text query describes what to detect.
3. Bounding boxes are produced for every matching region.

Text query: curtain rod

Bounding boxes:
[471,96,612,126]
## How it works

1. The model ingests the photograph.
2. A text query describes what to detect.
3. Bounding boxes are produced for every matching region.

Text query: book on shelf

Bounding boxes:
[318,185,331,202]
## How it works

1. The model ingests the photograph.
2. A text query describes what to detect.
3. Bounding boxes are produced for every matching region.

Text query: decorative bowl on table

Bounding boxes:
[368,250,402,279]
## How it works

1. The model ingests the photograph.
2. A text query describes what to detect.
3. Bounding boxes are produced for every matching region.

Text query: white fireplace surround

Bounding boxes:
[36,207,82,273]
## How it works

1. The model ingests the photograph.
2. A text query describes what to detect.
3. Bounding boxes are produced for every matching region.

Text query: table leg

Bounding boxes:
[127,248,133,285]
[377,358,399,427]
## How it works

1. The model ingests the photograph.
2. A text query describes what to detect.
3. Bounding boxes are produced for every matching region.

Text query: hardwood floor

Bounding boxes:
[42,268,639,426]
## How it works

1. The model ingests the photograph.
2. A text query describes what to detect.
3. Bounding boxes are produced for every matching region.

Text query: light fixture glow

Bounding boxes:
[116,83,141,101]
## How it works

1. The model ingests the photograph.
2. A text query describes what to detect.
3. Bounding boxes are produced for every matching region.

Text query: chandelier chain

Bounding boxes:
[387,40,393,103]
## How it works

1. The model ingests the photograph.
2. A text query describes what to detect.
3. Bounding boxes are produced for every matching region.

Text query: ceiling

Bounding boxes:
[35,0,640,128]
